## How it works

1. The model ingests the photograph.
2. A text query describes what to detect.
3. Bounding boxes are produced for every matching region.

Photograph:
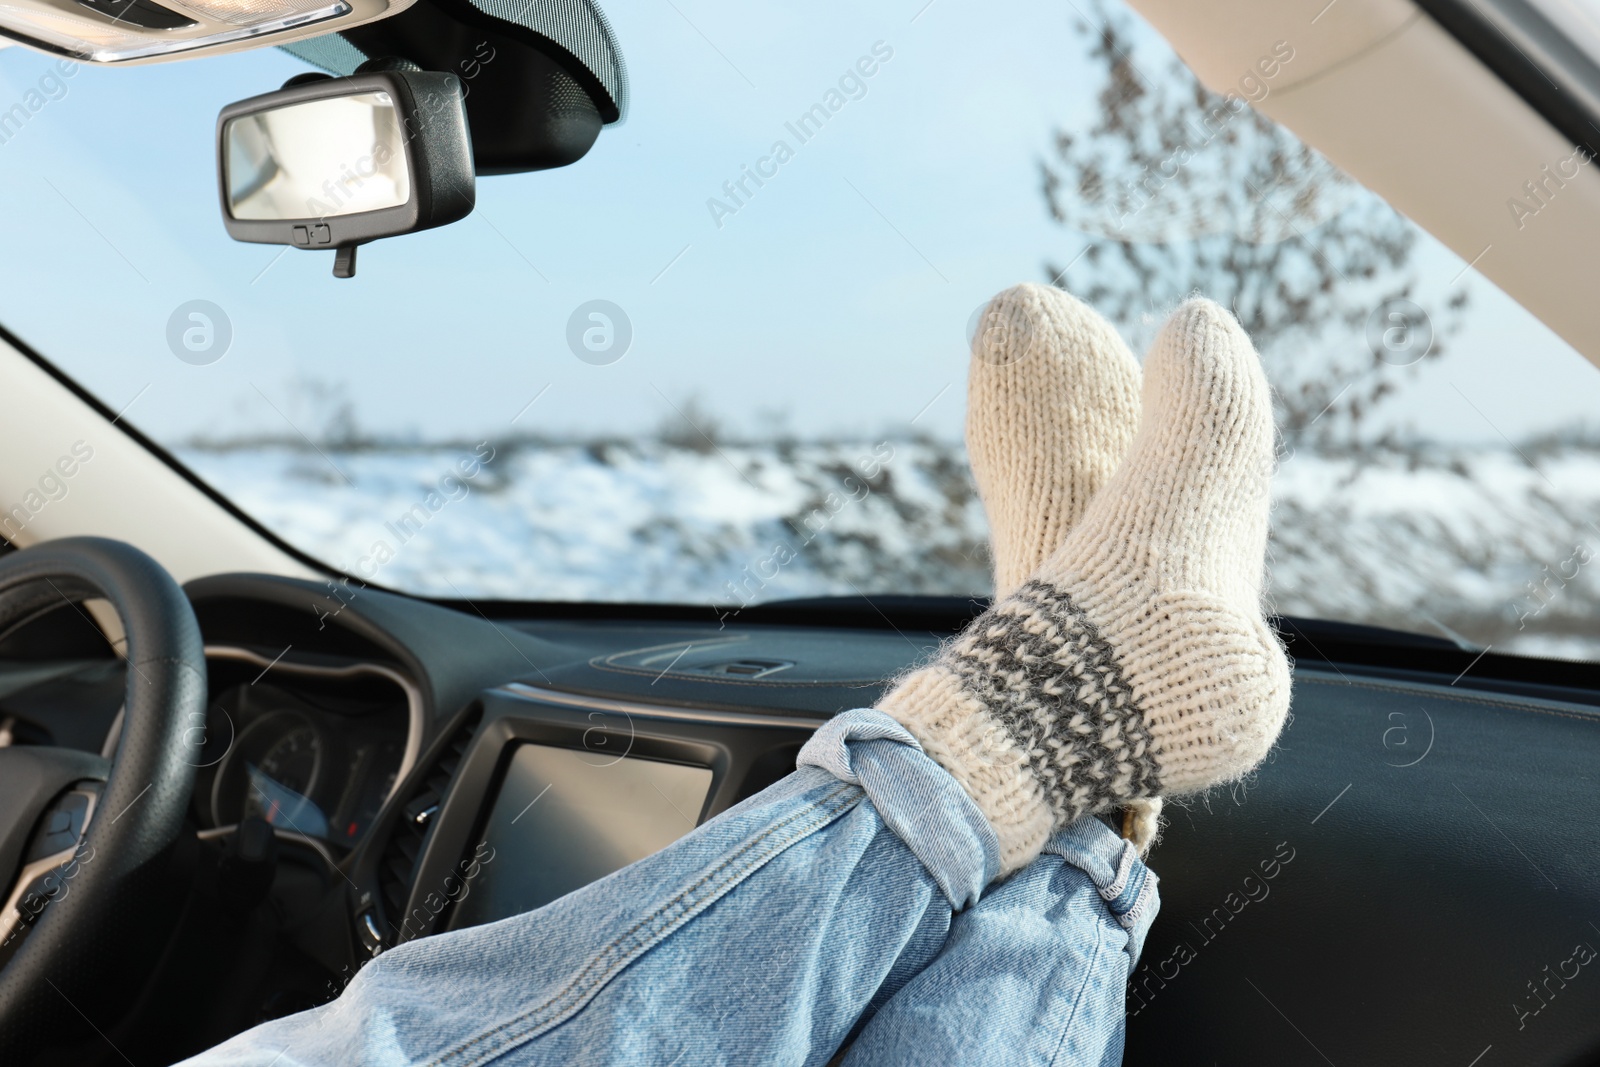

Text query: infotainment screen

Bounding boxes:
[451,742,714,928]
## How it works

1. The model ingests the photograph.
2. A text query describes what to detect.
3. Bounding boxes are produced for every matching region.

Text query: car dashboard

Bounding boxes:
[181,574,941,997]
[2,571,1598,1066]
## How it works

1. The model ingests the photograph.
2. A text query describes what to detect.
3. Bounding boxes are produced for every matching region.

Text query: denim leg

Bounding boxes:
[840,816,1160,1067]
[179,710,996,1067]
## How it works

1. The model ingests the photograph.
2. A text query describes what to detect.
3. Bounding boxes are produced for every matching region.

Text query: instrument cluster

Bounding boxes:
[192,650,417,851]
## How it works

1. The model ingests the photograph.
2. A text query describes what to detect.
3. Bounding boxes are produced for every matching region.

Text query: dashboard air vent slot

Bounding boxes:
[378,708,480,937]
[686,658,795,679]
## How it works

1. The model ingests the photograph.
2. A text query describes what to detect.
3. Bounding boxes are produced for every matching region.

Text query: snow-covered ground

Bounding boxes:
[175,437,1600,662]
[1268,445,1600,660]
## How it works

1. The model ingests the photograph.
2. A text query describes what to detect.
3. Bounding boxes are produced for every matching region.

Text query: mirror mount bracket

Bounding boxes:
[333,243,359,279]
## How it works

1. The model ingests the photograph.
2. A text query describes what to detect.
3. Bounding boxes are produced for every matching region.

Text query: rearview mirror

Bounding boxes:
[217,68,475,278]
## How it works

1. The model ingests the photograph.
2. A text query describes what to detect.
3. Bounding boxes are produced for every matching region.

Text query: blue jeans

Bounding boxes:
[181,710,1159,1066]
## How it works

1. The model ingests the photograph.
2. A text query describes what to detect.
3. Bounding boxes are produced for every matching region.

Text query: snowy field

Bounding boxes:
[176,437,1600,662]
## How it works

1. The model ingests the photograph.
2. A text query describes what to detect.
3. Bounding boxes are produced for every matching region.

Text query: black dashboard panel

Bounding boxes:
[516,622,945,718]
[184,573,585,740]
[1123,668,1600,1067]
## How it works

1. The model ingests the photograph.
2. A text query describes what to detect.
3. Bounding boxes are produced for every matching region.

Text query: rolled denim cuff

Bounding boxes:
[798,708,1001,908]
[1045,816,1161,960]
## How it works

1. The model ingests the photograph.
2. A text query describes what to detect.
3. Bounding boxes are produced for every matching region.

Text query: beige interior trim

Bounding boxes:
[0,335,319,585]
[1134,0,1419,94]
[1129,0,1600,366]
[3,0,413,67]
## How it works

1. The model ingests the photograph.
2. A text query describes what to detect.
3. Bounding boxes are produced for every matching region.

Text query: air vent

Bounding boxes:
[686,659,795,679]
[601,633,904,686]
[377,709,480,938]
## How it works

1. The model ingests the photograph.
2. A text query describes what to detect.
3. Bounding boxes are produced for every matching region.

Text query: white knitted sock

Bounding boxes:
[883,297,1290,874]
[968,283,1141,601]
[966,283,1163,851]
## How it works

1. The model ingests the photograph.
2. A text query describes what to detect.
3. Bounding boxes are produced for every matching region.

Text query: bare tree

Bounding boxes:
[1040,5,1467,450]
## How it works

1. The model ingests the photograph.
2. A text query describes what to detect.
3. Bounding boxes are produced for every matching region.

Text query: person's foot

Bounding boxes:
[965,283,1164,850]
[884,297,1290,873]
[967,283,1141,600]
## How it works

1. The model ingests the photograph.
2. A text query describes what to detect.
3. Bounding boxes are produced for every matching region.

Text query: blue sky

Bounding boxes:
[0,0,1595,449]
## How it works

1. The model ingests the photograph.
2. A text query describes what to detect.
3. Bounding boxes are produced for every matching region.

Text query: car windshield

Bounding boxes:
[2,0,1598,662]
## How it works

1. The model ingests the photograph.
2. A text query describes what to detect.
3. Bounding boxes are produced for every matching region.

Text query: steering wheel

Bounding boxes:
[0,537,205,1062]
